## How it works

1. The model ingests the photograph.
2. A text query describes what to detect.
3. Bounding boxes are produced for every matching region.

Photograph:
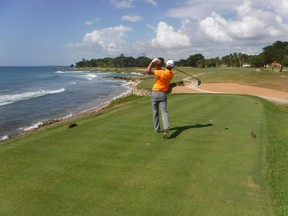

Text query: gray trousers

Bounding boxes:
[151,91,169,132]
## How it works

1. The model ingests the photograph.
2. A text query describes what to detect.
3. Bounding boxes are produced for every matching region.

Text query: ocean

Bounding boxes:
[0,66,139,141]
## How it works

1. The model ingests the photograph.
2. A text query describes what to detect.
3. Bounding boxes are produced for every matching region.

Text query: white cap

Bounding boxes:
[166,59,174,68]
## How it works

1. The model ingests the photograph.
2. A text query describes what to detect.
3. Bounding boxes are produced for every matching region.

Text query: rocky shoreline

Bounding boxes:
[0,76,149,143]
[110,75,152,96]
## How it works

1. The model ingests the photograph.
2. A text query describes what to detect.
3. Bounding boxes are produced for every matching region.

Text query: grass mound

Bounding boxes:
[0,94,278,215]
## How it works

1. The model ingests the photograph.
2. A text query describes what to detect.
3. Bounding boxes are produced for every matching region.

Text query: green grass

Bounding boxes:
[264,102,288,216]
[137,67,288,92]
[184,67,288,91]
[1,67,288,215]
[0,94,278,215]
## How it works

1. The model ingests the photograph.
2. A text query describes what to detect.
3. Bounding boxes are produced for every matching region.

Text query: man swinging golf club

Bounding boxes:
[145,58,174,139]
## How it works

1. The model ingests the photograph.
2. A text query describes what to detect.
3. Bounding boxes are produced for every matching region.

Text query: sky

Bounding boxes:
[0,0,288,66]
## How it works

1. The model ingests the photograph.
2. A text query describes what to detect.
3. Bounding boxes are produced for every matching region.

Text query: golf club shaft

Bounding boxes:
[149,58,201,85]
[173,67,200,81]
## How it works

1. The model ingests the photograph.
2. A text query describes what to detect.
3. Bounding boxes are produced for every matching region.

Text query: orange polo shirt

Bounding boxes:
[152,69,174,92]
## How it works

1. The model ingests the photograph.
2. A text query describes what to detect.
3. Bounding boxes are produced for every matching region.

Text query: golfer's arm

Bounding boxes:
[144,61,155,75]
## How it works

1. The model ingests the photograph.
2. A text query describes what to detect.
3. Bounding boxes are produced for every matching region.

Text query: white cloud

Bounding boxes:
[199,12,270,42]
[145,0,157,6]
[146,24,155,31]
[199,0,288,43]
[68,0,288,62]
[162,0,288,58]
[150,22,190,49]
[121,15,143,22]
[132,22,193,61]
[199,13,233,42]
[84,18,100,26]
[110,0,134,9]
[166,0,239,20]
[283,0,288,9]
[83,25,133,54]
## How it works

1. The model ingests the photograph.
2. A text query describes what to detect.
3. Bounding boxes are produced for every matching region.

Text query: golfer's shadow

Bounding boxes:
[169,123,213,139]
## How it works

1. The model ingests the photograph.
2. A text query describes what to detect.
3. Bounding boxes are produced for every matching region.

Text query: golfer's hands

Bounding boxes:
[152,58,160,64]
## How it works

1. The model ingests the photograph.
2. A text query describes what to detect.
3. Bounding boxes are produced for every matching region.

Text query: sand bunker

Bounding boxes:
[172,81,288,105]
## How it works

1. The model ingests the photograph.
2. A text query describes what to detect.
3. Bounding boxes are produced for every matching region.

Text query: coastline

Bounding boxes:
[2,77,288,143]
[0,76,149,144]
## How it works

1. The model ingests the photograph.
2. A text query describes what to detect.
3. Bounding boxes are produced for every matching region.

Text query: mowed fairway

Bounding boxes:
[0,94,273,215]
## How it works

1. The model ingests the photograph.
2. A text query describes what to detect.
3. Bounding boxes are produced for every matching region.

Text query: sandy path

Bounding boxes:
[171,80,288,105]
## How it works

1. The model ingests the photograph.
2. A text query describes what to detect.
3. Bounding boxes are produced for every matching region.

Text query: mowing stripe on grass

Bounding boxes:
[0,94,273,215]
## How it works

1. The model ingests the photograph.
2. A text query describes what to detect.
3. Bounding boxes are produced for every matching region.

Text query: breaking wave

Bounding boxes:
[86,74,97,80]
[0,88,65,107]
[19,122,44,132]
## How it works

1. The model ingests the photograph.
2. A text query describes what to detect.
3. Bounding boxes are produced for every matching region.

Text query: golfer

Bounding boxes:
[145,58,174,138]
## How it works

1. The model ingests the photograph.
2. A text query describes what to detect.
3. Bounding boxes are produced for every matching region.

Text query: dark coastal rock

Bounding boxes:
[251,131,256,138]
[68,123,78,129]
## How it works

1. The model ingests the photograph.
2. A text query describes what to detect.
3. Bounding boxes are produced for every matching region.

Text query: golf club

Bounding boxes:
[173,67,202,86]
[151,58,202,85]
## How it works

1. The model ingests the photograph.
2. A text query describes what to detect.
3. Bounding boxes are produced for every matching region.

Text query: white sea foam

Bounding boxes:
[122,80,134,86]
[86,74,97,80]
[80,82,134,115]
[0,88,65,107]
[62,113,73,119]
[0,135,9,141]
[20,122,44,132]
[131,72,143,75]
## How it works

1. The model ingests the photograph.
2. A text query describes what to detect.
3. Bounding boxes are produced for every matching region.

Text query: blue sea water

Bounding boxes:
[0,66,138,140]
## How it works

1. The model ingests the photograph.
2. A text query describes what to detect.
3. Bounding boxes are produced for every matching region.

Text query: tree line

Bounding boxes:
[73,41,288,72]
